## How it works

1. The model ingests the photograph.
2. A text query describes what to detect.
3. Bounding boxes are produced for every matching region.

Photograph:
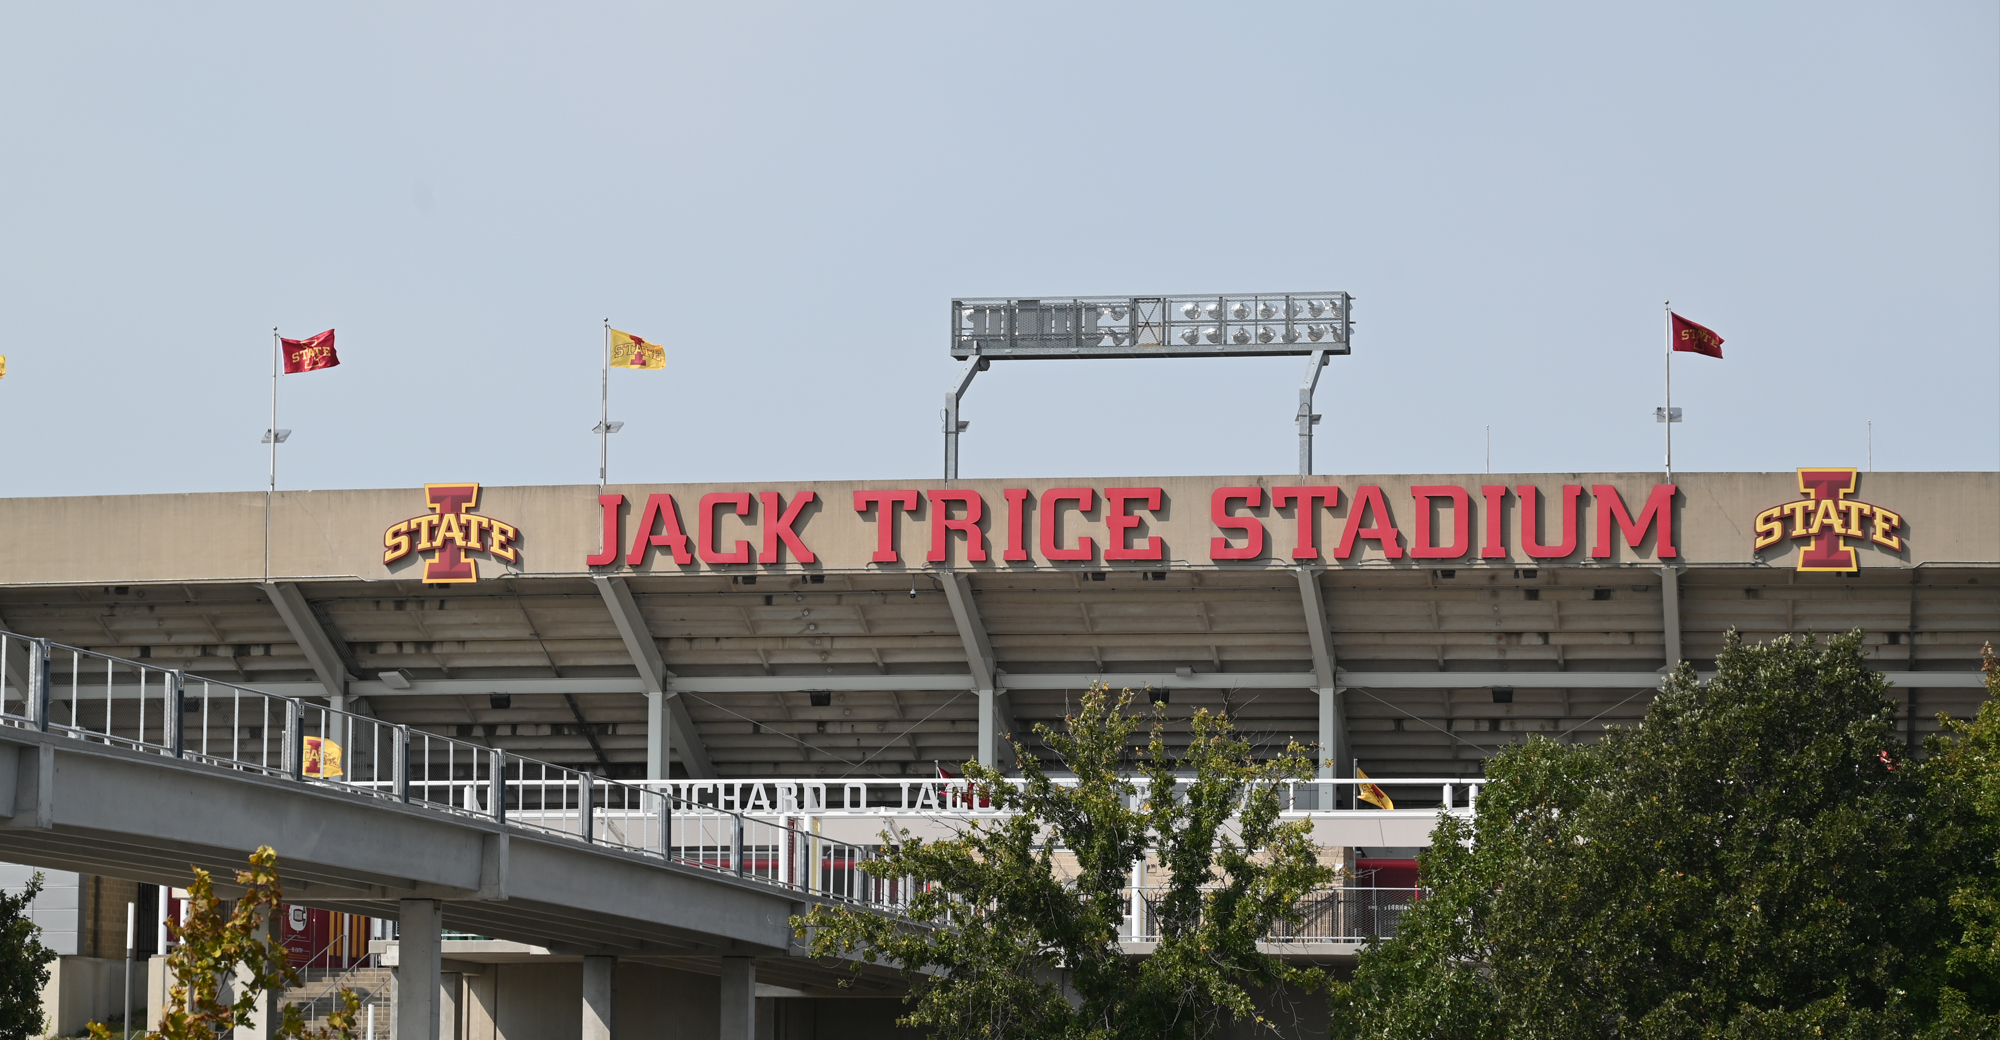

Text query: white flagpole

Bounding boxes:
[266,328,279,581]
[599,320,610,492]
[1663,301,1673,481]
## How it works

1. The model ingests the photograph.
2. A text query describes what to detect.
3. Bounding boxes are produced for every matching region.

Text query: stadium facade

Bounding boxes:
[0,468,1992,1038]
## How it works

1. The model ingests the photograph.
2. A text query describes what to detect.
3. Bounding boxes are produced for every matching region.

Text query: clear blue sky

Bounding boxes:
[1,3,1993,496]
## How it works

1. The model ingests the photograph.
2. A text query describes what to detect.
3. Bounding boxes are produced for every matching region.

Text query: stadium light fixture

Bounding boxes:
[944,292,1354,479]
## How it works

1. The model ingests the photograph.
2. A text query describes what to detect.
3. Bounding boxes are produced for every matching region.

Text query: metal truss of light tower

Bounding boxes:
[945,293,1354,480]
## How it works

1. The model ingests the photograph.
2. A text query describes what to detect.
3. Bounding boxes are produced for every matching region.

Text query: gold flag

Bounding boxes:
[0,356,8,379]
[302,736,344,778]
[1356,767,1394,810]
[609,329,666,370]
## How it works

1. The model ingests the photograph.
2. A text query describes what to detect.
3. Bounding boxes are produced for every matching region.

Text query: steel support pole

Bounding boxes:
[394,726,411,804]
[488,749,505,824]
[31,639,50,733]
[1661,565,1683,668]
[1297,350,1329,477]
[942,358,984,481]
[169,671,185,759]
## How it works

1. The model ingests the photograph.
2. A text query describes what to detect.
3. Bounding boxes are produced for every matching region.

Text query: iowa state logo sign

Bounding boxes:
[382,483,521,583]
[1752,468,1903,573]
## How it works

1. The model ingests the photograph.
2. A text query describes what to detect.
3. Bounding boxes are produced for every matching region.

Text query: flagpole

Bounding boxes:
[1663,301,1673,481]
[599,319,610,492]
[266,328,278,581]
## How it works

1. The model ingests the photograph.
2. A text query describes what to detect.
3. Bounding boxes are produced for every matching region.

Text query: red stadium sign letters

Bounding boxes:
[585,482,1681,569]
[367,471,1900,579]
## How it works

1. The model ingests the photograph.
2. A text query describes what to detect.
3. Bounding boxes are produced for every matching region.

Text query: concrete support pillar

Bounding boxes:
[647,693,670,781]
[719,957,756,1040]
[463,967,497,1040]
[438,973,461,1040]
[1660,566,1682,668]
[396,899,442,1040]
[582,955,616,1040]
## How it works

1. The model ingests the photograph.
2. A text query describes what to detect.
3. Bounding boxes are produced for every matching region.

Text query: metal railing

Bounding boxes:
[1132,885,1420,944]
[647,776,1483,817]
[0,633,902,911]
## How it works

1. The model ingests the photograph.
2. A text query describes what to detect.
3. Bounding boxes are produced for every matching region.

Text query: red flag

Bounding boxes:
[281,330,340,374]
[1670,313,1723,359]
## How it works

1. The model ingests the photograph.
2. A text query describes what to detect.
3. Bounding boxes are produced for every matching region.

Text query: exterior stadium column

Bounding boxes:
[581,955,616,1040]
[942,573,1015,770]
[396,898,442,1040]
[1660,565,1682,668]
[593,575,714,779]
[719,957,756,1040]
[1296,569,1349,798]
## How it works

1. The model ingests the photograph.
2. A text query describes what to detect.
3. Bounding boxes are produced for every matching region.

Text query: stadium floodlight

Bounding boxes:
[944,292,1354,479]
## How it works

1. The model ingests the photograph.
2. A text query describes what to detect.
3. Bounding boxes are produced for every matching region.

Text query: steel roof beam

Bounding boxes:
[941,573,1016,769]
[592,575,713,780]
[1296,568,1347,781]
[232,668,1989,702]
[259,582,354,702]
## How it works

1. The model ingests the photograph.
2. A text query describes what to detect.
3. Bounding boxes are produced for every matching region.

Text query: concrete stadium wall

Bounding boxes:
[456,961,918,1040]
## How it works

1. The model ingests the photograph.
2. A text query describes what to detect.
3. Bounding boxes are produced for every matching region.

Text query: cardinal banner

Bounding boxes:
[610,328,666,370]
[282,330,340,373]
[1670,313,1724,359]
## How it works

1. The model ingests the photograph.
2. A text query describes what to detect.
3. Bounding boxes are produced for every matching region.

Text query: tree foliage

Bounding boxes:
[795,684,1338,1040]
[90,847,358,1040]
[0,872,56,1040]
[1911,643,2000,1035]
[1335,629,1999,1039]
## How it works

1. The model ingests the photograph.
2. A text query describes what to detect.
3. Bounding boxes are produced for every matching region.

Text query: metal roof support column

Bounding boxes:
[941,572,1015,770]
[260,582,353,702]
[592,576,713,780]
[1661,565,1683,669]
[1297,568,1348,782]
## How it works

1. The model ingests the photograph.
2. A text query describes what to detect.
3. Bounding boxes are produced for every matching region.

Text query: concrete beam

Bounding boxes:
[236,668,1992,702]
[592,576,713,779]
[259,582,353,700]
[941,573,1015,769]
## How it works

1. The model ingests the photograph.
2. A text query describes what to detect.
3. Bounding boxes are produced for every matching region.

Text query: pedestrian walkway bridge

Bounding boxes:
[0,631,1471,1037]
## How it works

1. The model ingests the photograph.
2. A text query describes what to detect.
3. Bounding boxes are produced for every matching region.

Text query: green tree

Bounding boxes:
[795,683,1337,1040]
[89,847,358,1040]
[0,872,57,1040]
[1911,643,2000,1036]
[1335,630,1956,1039]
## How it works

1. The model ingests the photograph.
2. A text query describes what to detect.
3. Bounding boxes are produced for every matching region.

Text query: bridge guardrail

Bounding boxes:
[1132,885,1421,944]
[0,633,902,910]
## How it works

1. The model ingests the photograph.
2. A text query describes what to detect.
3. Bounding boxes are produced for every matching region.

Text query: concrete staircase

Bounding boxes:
[283,966,392,1032]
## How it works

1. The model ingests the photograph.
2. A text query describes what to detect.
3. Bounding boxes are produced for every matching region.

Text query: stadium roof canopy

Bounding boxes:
[0,471,1990,783]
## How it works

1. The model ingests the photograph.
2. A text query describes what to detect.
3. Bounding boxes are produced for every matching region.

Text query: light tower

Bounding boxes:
[944,292,1354,479]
